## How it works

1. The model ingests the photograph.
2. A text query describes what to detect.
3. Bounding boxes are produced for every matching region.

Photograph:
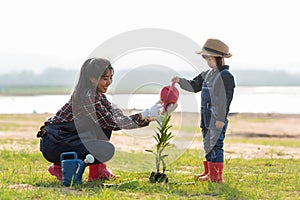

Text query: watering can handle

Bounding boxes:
[171,80,176,88]
[168,80,177,95]
[60,152,78,161]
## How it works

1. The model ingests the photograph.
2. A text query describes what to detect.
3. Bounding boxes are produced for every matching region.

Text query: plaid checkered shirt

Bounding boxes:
[45,92,149,130]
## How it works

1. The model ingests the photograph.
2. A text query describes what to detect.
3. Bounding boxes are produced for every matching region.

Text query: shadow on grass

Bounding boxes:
[82,178,247,199]
[28,174,249,199]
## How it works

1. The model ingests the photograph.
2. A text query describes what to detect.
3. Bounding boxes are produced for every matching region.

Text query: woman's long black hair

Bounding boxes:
[71,58,114,105]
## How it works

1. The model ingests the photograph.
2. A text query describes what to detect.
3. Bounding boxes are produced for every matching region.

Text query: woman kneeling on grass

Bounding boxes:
[37,58,172,182]
[172,39,235,183]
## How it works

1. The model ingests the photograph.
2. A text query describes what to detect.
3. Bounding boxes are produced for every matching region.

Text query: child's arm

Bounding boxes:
[172,71,208,93]
[212,71,235,123]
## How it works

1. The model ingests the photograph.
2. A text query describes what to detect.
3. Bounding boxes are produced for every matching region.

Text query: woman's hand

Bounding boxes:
[141,101,163,120]
[166,103,178,114]
[215,120,225,129]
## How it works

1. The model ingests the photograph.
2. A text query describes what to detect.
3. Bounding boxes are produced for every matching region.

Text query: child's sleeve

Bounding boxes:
[213,71,235,122]
[178,71,207,93]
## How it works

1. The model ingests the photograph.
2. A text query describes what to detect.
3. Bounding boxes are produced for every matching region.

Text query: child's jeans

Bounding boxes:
[202,123,227,163]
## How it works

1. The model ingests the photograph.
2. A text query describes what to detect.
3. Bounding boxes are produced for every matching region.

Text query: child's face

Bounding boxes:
[202,55,217,69]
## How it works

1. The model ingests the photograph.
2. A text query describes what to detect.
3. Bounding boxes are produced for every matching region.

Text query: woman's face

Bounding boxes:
[202,55,217,69]
[96,69,113,94]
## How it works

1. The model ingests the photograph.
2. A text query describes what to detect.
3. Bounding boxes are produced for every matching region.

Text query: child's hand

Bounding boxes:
[171,76,180,83]
[215,121,225,129]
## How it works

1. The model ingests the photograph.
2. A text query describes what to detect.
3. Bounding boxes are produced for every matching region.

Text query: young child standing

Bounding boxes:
[172,38,235,183]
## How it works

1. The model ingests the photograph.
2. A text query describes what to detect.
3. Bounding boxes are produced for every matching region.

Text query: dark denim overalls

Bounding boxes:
[39,117,114,164]
[201,70,228,163]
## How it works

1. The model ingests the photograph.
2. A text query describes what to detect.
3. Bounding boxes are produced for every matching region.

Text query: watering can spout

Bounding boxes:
[75,154,94,184]
[61,152,94,186]
[75,161,86,183]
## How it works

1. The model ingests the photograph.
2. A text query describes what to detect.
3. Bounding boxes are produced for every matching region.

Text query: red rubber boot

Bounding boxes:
[88,163,117,181]
[48,163,62,181]
[198,161,210,181]
[198,161,209,177]
[208,162,224,183]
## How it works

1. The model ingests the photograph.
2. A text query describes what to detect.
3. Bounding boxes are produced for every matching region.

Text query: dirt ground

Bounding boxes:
[1,112,300,159]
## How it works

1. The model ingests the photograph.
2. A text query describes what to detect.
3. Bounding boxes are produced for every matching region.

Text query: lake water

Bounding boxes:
[1,86,300,114]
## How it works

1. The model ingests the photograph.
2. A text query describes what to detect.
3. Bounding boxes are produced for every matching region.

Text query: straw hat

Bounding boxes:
[196,38,232,58]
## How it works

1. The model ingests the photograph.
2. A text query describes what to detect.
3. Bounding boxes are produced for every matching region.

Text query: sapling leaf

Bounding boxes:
[154,136,159,143]
[162,159,166,173]
[146,112,174,174]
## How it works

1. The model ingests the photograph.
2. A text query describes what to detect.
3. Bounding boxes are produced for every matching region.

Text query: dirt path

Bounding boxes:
[109,133,300,160]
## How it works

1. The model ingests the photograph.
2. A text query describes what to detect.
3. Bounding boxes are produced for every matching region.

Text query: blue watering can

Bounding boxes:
[60,152,94,186]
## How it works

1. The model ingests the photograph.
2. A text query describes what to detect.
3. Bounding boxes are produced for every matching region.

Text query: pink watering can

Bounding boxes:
[160,81,179,114]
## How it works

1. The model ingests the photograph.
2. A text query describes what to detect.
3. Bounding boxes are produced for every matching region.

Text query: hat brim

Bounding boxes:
[195,49,232,58]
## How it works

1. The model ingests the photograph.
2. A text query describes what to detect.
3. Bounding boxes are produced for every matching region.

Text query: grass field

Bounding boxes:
[0,146,299,199]
[0,114,300,199]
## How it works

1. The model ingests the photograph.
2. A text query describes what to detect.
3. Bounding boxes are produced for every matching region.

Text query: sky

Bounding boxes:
[0,0,299,75]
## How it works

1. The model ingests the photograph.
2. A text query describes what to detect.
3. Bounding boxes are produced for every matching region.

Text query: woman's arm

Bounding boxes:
[93,96,149,131]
